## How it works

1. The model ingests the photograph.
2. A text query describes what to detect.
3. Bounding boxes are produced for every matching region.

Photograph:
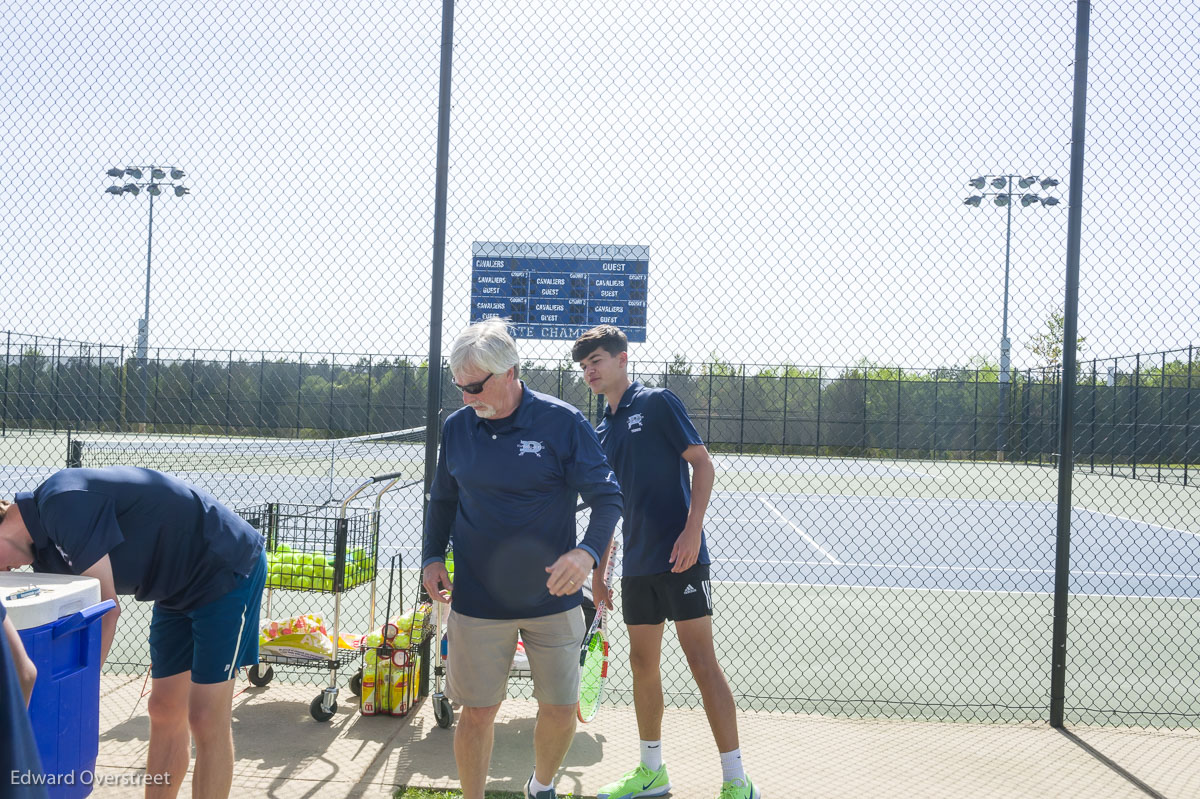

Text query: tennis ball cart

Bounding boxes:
[238,471,413,721]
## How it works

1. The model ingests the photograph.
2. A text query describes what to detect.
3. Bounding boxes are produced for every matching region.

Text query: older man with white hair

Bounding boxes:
[422,318,623,799]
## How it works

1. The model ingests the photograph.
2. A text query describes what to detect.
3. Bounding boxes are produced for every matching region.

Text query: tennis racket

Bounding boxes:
[577,537,617,723]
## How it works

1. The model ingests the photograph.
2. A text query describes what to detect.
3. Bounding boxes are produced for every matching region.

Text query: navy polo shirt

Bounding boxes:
[422,383,623,620]
[0,600,48,799]
[15,467,264,612]
[597,381,709,577]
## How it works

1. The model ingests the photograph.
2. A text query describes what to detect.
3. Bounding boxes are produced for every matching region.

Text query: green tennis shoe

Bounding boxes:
[719,776,761,799]
[595,763,671,799]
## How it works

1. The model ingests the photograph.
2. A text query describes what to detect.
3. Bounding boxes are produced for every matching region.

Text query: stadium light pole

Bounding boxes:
[105,165,190,429]
[964,174,1062,461]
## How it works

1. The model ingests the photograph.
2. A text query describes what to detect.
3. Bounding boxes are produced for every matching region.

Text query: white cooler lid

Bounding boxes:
[0,572,102,631]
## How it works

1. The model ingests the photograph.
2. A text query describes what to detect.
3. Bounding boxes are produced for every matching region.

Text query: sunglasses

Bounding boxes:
[453,373,495,395]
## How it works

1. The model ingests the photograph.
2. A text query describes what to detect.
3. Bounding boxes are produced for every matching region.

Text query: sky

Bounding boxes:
[1,0,1196,371]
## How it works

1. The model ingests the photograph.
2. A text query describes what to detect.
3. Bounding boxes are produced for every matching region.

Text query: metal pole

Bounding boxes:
[138,189,155,427]
[1050,0,1090,729]
[1159,350,1166,481]
[815,365,822,457]
[422,0,458,531]
[1186,345,1193,487]
[1133,353,1141,479]
[2,328,9,431]
[998,176,1013,461]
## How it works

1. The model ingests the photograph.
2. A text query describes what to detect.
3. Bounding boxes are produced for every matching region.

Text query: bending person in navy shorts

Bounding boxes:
[574,326,760,799]
[0,468,266,799]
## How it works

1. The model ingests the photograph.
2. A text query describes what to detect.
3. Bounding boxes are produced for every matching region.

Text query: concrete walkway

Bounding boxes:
[89,674,1199,798]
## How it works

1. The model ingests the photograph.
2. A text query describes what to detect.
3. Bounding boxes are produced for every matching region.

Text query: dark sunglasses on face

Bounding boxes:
[453,373,495,395]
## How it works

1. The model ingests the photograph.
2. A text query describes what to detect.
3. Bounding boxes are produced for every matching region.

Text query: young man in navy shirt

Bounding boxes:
[573,325,759,799]
[422,318,623,799]
[0,469,266,799]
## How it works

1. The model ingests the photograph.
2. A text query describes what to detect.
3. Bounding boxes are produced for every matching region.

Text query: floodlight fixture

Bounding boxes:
[1041,196,1061,206]
[964,196,984,206]
[969,177,987,189]
[1040,178,1060,189]
[1021,193,1041,206]
[105,185,123,194]
[169,168,185,180]
[106,167,124,178]
[173,185,190,197]
[123,183,140,195]
[991,177,1008,189]
[148,183,162,196]
[124,167,143,179]
[1018,176,1037,188]
[994,194,1010,206]
[151,167,166,179]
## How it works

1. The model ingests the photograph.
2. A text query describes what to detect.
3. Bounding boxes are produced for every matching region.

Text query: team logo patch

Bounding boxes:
[518,440,545,457]
[627,413,644,432]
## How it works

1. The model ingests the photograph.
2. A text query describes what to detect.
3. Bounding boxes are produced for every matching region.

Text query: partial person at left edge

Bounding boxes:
[0,466,267,799]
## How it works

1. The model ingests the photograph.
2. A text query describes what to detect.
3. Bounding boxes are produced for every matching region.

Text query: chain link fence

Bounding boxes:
[2,0,1197,739]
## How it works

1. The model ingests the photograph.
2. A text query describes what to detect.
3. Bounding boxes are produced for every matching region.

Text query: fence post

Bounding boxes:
[53,338,62,433]
[932,369,939,456]
[258,354,266,434]
[739,365,746,454]
[2,328,9,431]
[226,350,234,435]
[895,367,902,458]
[1050,0,1090,728]
[706,368,713,444]
[296,353,304,436]
[972,367,979,458]
[152,350,161,432]
[327,354,336,435]
[1132,353,1140,479]
[781,369,789,455]
[1159,350,1166,481]
[1185,343,1195,484]
[366,355,374,433]
[815,365,822,457]
[1090,360,1097,472]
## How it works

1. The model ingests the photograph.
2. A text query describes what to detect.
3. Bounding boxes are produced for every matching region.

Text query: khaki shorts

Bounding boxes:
[446,607,585,707]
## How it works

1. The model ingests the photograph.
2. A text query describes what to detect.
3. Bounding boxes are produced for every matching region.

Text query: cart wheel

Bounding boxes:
[247,664,274,687]
[433,695,454,729]
[310,694,337,722]
[348,669,362,697]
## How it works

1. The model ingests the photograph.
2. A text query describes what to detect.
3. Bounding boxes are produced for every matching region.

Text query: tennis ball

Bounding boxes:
[323,565,334,578]
[299,553,314,566]
[301,565,315,578]
[365,632,383,648]
[351,547,367,562]
[393,631,410,649]
[278,552,295,565]
[312,554,328,567]
[297,577,312,590]
[277,543,292,553]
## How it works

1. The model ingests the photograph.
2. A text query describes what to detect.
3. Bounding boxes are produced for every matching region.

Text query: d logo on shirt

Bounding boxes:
[627,413,644,433]
[518,440,545,457]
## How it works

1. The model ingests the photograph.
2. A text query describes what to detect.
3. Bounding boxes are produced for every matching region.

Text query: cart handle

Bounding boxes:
[340,474,419,515]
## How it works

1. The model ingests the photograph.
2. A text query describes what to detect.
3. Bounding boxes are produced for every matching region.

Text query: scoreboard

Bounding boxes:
[470,241,648,342]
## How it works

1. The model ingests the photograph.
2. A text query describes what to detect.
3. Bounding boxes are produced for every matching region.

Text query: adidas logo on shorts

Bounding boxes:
[683,584,697,595]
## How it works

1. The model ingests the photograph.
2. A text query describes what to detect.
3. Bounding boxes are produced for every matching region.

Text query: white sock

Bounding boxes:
[720,748,745,782]
[529,774,553,795]
[640,739,663,770]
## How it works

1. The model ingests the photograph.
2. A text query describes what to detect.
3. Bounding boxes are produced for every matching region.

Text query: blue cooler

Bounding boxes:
[1,574,116,799]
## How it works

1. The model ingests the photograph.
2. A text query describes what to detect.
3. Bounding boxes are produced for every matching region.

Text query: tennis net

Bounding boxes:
[66,427,427,503]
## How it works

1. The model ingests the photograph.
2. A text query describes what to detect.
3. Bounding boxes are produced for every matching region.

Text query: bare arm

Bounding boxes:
[81,556,120,665]
[671,444,715,572]
[3,614,37,705]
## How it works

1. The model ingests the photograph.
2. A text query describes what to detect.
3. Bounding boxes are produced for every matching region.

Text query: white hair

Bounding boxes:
[449,318,520,378]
